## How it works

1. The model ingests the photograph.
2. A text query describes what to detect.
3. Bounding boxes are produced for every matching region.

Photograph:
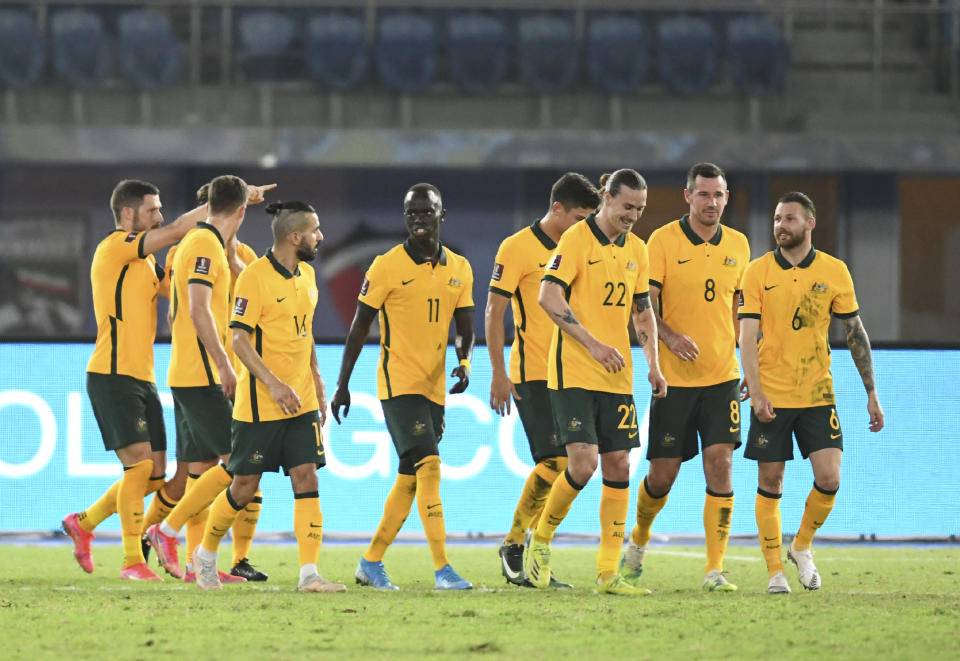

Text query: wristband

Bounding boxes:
[459,358,471,373]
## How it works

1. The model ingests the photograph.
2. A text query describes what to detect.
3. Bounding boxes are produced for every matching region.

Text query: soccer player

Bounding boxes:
[738,191,884,594]
[331,183,475,591]
[486,172,600,588]
[61,179,206,579]
[190,200,343,592]
[619,163,751,592]
[523,169,668,596]
[147,176,257,581]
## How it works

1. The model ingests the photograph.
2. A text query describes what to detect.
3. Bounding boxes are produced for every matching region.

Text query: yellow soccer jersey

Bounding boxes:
[739,247,858,408]
[488,221,558,383]
[229,251,320,423]
[167,223,231,387]
[227,242,259,376]
[87,230,165,382]
[358,240,474,406]
[543,214,649,395]
[649,215,750,387]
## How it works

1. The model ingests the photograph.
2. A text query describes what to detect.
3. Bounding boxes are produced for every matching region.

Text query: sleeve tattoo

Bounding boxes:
[842,315,876,392]
[552,307,580,326]
[633,294,651,347]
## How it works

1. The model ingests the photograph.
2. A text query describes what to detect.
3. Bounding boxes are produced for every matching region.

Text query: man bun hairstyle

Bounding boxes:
[110,179,159,224]
[686,162,726,191]
[207,175,248,216]
[196,182,211,205]
[266,200,317,242]
[778,191,816,218]
[605,169,647,198]
[550,172,600,211]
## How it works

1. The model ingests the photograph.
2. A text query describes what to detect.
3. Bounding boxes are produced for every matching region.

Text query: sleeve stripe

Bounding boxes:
[541,274,570,292]
[649,278,663,289]
[833,309,859,319]
[187,278,213,288]
[454,305,475,312]
[137,232,148,259]
[738,313,761,320]
[488,286,513,299]
[229,320,255,333]
[357,300,378,315]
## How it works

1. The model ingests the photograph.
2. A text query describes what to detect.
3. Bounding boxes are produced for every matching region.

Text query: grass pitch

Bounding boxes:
[1,542,957,660]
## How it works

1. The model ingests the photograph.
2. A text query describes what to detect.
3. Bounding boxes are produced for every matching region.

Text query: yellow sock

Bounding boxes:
[118,459,152,568]
[185,506,210,565]
[201,489,243,553]
[794,483,838,550]
[630,477,669,546]
[165,465,232,532]
[364,474,416,563]
[79,479,121,532]
[142,485,179,534]
[704,490,735,573]
[231,491,262,566]
[505,457,567,545]
[755,489,783,577]
[533,469,584,544]
[415,455,449,571]
[294,492,323,567]
[597,481,629,579]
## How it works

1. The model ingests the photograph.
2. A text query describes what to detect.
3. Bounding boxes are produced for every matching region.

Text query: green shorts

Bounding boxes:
[171,386,232,462]
[86,372,166,453]
[549,388,641,454]
[380,395,445,458]
[514,380,564,462]
[229,410,325,475]
[745,405,844,462]
[647,379,743,461]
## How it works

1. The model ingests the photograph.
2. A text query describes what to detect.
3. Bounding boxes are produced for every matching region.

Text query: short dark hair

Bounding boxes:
[686,162,726,191]
[778,191,816,218]
[266,200,317,242]
[110,179,159,224]
[196,182,211,205]
[208,175,248,216]
[602,169,647,198]
[550,172,600,211]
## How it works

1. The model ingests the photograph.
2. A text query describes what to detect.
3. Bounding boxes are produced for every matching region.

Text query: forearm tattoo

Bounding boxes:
[637,330,648,347]
[842,316,876,393]
[634,293,651,313]
[552,307,580,326]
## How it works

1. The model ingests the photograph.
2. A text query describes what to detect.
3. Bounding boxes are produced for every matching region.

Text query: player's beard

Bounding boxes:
[775,227,805,250]
[295,240,317,262]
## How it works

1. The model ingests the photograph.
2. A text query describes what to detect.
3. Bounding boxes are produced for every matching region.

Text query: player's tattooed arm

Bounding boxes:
[554,306,580,326]
[841,314,876,393]
[632,294,652,348]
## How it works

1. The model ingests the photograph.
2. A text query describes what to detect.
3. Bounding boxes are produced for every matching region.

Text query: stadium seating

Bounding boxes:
[237,10,299,82]
[305,11,368,89]
[517,13,579,93]
[51,8,112,87]
[446,12,510,93]
[726,15,789,94]
[656,14,719,95]
[375,12,438,92]
[586,13,650,94]
[0,9,44,88]
[117,9,181,89]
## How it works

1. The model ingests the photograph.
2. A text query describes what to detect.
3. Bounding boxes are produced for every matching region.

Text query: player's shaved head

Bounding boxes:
[267,201,318,242]
[404,183,442,209]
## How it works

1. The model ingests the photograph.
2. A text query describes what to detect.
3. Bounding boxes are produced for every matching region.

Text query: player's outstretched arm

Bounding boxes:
[331,303,377,423]
[632,293,667,398]
[140,205,207,257]
[538,280,624,373]
[484,292,519,414]
[738,317,774,421]
[232,328,301,415]
[245,183,277,205]
[649,283,699,361]
[450,307,475,394]
[841,314,884,432]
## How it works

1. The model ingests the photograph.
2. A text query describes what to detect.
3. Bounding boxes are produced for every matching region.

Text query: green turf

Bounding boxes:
[1,543,957,660]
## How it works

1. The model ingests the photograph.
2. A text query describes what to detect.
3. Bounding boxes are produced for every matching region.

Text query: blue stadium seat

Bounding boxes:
[237,10,299,82]
[305,11,368,89]
[117,9,181,89]
[587,14,650,94]
[446,12,510,93]
[656,15,718,95]
[51,9,112,87]
[375,12,437,93]
[726,15,789,94]
[0,9,44,88]
[517,13,579,93]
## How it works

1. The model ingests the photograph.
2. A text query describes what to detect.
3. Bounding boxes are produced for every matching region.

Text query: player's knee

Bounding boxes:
[647,461,681,493]
[816,476,840,493]
[567,456,598,485]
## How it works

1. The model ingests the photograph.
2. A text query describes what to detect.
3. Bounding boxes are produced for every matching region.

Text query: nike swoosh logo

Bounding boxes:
[830,432,842,439]
[427,503,441,510]
[309,523,322,528]
[628,432,638,439]
[276,297,286,302]
[763,536,778,541]
[729,427,740,433]
[538,263,547,268]
[401,278,415,286]
[501,555,521,580]
[613,521,625,526]
[587,259,601,265]
[677,259,692,264]
[764,285,778,291]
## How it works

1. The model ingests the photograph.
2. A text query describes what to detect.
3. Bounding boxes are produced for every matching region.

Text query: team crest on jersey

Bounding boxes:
[567,417,582,432]
[812,282,828,292]
[233,297,248,317]
[359,277,370,296]
[448,278,462,287]
[548,254,562,271]
[754,435,770,449]
[124,232,138,243]
[250,450,263,465]
[491,263,504,282]
[136,417,147,432]
[412,420,427,436]
[194,256,211,275]
[661,433,676,447]
[626,261,638,272]
[723,256,737,267]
